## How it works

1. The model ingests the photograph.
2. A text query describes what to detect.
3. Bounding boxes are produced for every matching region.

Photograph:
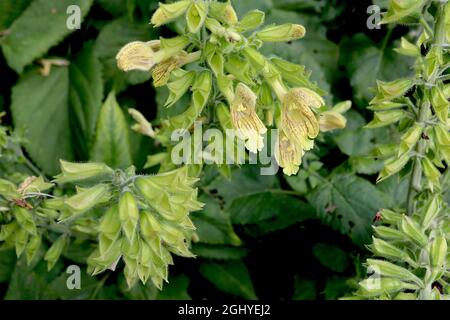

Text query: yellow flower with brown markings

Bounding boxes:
[116,40,161,72]
[230,83,267,154]
[275,131,304,176]
[152,51,201,87]
[280,87,323,150]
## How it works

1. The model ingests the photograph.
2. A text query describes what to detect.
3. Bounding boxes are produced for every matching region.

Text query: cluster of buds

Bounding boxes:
[356,0,450,300]
[116,0,349,176]
[88,167,202,288]
[0,159,203,290]
[53,161,203,289]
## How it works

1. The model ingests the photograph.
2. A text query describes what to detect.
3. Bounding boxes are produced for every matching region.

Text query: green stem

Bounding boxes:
[407,102,429,215]
[406,2,448,216]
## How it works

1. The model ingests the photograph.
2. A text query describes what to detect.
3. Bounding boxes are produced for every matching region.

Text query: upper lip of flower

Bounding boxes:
[115,40,161,72]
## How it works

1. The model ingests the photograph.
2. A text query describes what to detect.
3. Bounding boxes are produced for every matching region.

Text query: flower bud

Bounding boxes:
[128,108,156,138]
[205,43,224,76]
[365,110,405,128]
[54,160,113,184]
[398,123,423,156]
[186,1,209,33]
[44,235,67,271]
[431,86,449,123]
[243,47,268,72]
[422,158,441,192]
[373,226,404,240]
[150,0,191,27]
[237,10,265,31]
[366,259,423,286]
[370,79,414,104]
[209,1,238,25]
[377,153,410,183]
[64,184,111,215]
[140,211,162,239]
[430,236,447,268]
[372,237,411,263]
[421,195,441,230]
[400,215,428,247]
[367,101,406,111]
[119,192,140,243]
[319,111,347,132]
[225,54,253,85]
[394,37,421,57]
[164,70,196,107]
[98,206,121,240]
[358,278,418,297]
[381,0,426,24]
[270,58,316,90]
[256,24,306,42]
[379,209,403,225]
[17,176,53,195]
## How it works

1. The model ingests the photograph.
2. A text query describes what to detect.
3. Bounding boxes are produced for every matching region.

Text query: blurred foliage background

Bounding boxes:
[0,0,419,299]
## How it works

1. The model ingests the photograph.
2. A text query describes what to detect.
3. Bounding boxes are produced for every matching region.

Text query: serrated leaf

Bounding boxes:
[308,175,388,246]
[199,260,257,299]
[340,33,413,105]
[90,92,132,169]
[191,194,241,246]
[1,0,94,73]
[11,67,74,175]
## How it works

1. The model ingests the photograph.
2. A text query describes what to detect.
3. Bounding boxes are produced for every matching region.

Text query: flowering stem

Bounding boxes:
[406,2,448,216]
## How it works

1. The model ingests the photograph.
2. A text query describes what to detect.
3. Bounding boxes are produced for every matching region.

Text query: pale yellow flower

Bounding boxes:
[280,88,323,150]
[116,40,161,72]
[275,131,304,176]
[319,111,347,132]
[230,83,267,153]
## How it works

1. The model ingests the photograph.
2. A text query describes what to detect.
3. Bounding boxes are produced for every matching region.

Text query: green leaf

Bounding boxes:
[229,192,315,228]
[308,175,388,246]
[11,67,74,175]
[0,0,32,30]
[340,33,413,105]
[205,166,278,203]
[90,92,133,169]
[324,276,352,300]
[0,248,16,283]
[191,194,241,246]
[1,0,94,73]
[192,244,249,261]
[96,0,135,17]
[94,17,157,92]
[69,42,104,159]
[199,260,257,299]
[4,254,63,300]
[312,243,349,273]
[293,277,316,300]
[157,274,190,300]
